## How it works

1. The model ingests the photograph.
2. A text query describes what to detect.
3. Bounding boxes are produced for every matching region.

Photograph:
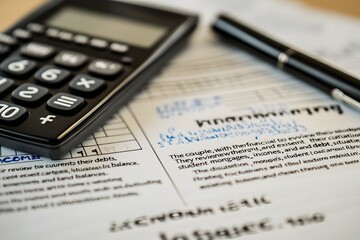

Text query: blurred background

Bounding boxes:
[0,0,359,31]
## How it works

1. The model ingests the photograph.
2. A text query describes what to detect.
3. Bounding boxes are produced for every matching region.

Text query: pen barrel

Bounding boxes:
[213,15,287,61]
[213,14,360,103]
[285,52,360,102]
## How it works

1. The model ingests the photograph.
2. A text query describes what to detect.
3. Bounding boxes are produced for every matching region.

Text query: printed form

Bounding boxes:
[1,0,360,239]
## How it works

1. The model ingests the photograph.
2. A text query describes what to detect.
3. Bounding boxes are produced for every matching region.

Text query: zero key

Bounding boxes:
[0,101,28,125]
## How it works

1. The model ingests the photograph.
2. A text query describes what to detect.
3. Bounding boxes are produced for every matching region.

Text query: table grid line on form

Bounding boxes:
[0,113,142,160]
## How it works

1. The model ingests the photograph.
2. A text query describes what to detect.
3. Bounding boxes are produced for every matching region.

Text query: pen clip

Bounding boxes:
[332,89,360,111]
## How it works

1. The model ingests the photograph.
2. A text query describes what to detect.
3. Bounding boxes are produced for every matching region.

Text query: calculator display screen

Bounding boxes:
[46,6,168,48]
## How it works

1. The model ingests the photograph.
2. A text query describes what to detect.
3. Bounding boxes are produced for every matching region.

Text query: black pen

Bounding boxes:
[212,14,360,111]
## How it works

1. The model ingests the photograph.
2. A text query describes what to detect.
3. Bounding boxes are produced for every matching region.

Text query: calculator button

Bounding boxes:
[54,51,88,68]
[110,43,129,54]
[69,74,105,95]
[21,42,55,59]
[0,56,36,76]
[12,29,32,40]
[47,93,84,114]
[0,44,10,57]
[27,23,45,34]
[90,38,108,49]
[12,83,48,104]
[73,35,89,45]
[0,101,27,124]
[0,77,15,95]
[88,59,123,77]
[0,33,18,46]
[34,65,71,86]
[46,28,60,38]
[39,114,57,125]
[121,56,133,65]
[58,31,73,42]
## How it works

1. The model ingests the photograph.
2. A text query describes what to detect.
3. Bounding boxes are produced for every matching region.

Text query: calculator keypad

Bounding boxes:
[69,74,105,95]
[0,44,10,57]
[46,28,60,38]
[0,101,28,124]
[0,34,18,46]
[54,50,88,68]
[47,93,85,114]
[0,56,37,76]
[73,35,89,45]
[120,56,133,65]
[88,59,123,77]
[13,29,32,40]
[0,77,14,94]
[58,31,73,42]
[21,42,55,59]
[34,65,71,86]
[90,38,108,49]
[12,83,48,105]
[110,43,129,54]
[0,23,135,141]
[27,23,45,34]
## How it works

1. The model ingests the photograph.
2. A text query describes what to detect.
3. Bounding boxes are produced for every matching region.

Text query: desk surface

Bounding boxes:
[0,0,359,31]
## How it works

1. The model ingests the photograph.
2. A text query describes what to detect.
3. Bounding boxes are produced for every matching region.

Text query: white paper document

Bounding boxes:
[1,0,360,239]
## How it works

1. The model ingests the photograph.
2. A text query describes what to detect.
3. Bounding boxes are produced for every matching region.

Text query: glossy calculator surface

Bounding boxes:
[0,0,197,158]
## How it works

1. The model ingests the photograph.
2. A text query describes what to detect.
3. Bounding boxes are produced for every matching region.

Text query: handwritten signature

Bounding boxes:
[157,119,307,148]
[156,96,221,119]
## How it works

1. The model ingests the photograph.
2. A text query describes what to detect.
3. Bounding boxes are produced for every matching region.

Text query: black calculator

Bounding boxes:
[0,0,197,158]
